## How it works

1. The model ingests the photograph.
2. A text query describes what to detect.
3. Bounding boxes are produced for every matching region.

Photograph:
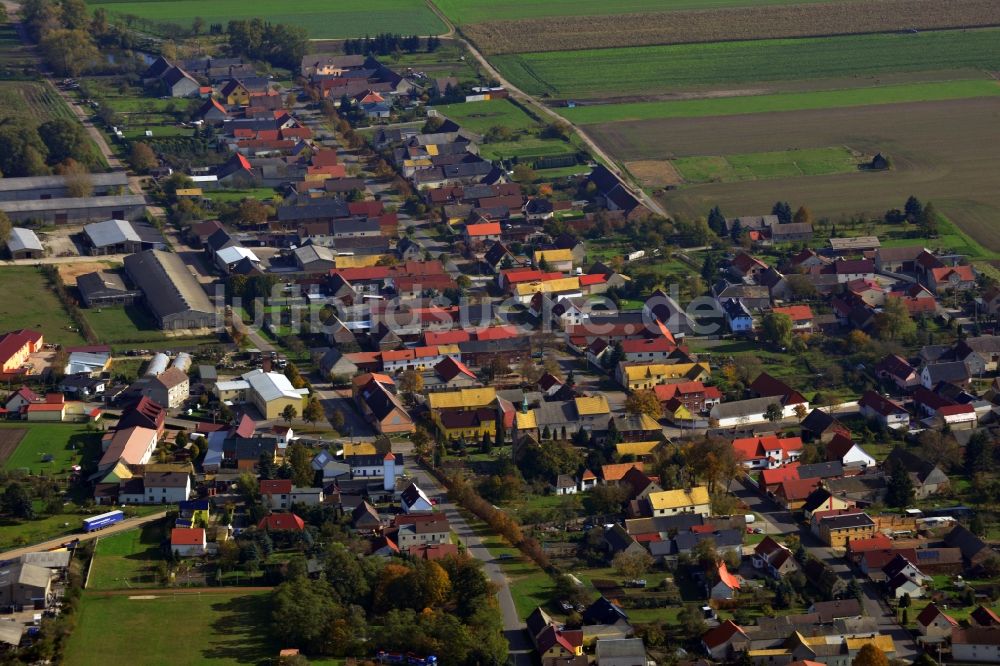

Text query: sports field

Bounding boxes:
[85,0,446,38]
[0,267,87,347]
[64,592,275,665]
[586,98,1000,253]
[671,147,863,184]
[560,80,1000,123]
[493,28,1000,99]
[0,423,101,476]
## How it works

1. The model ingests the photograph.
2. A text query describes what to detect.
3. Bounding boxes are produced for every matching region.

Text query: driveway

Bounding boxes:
[311,385,376,440]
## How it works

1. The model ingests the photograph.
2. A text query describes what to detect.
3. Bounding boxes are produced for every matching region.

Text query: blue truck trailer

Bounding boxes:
[82,510,124,533]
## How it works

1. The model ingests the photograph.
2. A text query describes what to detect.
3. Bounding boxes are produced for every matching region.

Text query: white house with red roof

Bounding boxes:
[4,386,40,413]
[732,435,803,470]
[858,390,910,429]
[917,602,958,639]
[771,305,814,334]
[170,527,207,557]
[701,620,749,660]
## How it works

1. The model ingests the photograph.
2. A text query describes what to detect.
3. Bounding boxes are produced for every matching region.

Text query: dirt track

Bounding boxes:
[0,429,26,467]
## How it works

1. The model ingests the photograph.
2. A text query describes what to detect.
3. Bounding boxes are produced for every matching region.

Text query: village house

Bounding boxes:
[646,486,710,517]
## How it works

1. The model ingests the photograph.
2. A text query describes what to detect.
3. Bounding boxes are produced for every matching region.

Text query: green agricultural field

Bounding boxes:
[0,267,87,347]
[433,99,540,134]
[494,28,1000,98]
[673,147,862,183]
[561,79,1000,123]
[571,79,1000,123]
[0,80,76,124]
[433,0,861,23]
[64,592,276,665]
[87,522,168,590]
[0,423,101,476]
[86,0,446,38]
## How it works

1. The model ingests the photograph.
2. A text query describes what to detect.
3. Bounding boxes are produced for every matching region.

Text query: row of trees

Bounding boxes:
[342,33,441,56]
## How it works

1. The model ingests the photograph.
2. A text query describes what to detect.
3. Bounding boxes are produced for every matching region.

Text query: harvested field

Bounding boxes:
[466,0,1000,54]
[436,0,867,24]
[626,161,683,189]
[493,28,1000,99]
[0,430,26,467]
[584,98,1000,251]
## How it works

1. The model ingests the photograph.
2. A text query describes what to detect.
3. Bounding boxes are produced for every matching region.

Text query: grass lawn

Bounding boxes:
[0,267,87,347]
[87,0,445,38]
[87,522,168,590]
[562,79,1000,124]
[1,423,101,477]
[81,306,170,344]
[673,146,861,183]
[199,188,280,204]
[479,136,577,162]
[64,591,276,665]
[496,29,1000,98]
[0,504,163,551]
[434,99,541,134]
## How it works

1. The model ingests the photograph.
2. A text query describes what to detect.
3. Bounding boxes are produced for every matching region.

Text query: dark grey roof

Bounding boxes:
[76,271,135,299]
[582,596,629,626]
[819,513,875,530]
[123,250,215,320]
[796,461,844,480]
[923,361,970,383]
[0,194,146,214]
[277,200,350,222]
[673,528,742,553]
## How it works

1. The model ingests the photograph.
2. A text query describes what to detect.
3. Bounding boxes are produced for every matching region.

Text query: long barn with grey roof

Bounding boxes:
[123,250,219,331]
[0,172,129,202]
[0,195,146,225]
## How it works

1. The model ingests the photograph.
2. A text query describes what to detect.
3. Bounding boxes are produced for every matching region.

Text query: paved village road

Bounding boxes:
[408,463,535,666]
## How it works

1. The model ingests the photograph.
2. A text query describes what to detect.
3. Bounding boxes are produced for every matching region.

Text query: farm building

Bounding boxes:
[76,271,141,308]
[83,219,166,256]
[0,172,129,202]
[123,250,220,331]
[6,227,43,259]
[0,195,147,225]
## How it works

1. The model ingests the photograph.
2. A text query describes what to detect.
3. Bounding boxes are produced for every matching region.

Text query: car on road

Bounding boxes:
[626,579,647,588]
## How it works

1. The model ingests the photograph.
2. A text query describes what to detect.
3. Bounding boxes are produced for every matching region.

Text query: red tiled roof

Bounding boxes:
[702,620,747,649]
[260,479,292,495]
[170,527,205,546]
[760,463,801,487]
[258,513,305,531]
[466,222,501,236]
[717,562,741,590]
[772,305,814,321]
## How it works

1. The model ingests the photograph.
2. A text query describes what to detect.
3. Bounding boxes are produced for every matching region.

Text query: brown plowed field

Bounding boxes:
[466,0,1000,54]
[586,98,1000,250]
[0,429,26,466]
